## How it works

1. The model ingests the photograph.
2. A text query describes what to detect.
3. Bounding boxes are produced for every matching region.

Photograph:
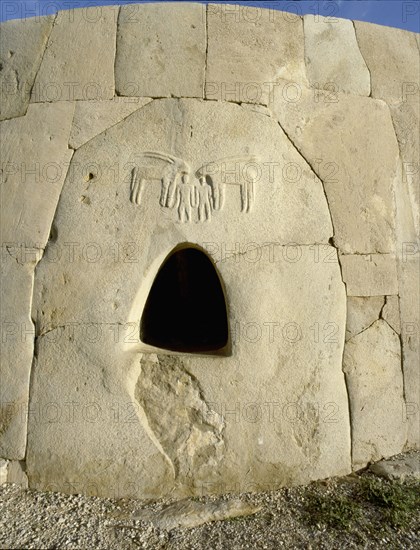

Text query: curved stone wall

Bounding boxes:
[0,3,418,498]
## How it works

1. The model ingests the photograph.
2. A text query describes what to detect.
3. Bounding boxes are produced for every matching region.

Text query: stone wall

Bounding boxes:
[0,3,418,499]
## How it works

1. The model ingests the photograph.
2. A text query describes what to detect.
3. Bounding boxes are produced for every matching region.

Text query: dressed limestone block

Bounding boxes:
[32,98,333,336]
[393,159,420,448]
[69,97,153,149]
[340,254,398,296]
[343,320,406,469]
[303,15,370,96]
[206,4,307,105]
[26,327,174,499]
[345,296,384,341]
[180,244,350,490]
[353,21,419,104]
[115,3,206,98]
[389,101,419,235]
[382,296,401,334]
[0,253,37,459]
[27,243,349,497]
[0,15,54,121]
[31,7,118,102]
[0,102,74,249]
[272,89,399,254]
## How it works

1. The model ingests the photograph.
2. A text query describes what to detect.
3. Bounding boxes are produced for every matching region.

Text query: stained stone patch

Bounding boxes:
[343,320,406,470]
[272,89,399,254]
[69,97,152,149]
[206,4,307,105]
[0,102,74,249]
[115,3,206,98]
[0,16,54,121]
[354,21,419,104]
[340,254,399,296]
[345,296,384,341]
[303,15,370,96]
[31,7,117,103]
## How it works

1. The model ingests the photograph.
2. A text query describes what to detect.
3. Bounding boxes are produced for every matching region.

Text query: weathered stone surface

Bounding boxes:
[370,453,420,482]
[26,328,174,499]
[0,15,54,121]
[0,253,36,460]
[340,254,398,296]
[0,102,74,249]
[354,21,419,104]
[389,101,420,235]
[31,7,117,102]
[393,159,420,448]
[69,97,152,149]
[303,15,370,96]
[7,460,28,489]
[0,460,7,485]
[345,296,384,341]
[272,88,399,254]
[382,296,401,334]
[129,498,262,530]
[115,3,206,98]
[206,4,307,105]
[32,98,333,335]
[343,320,406,469]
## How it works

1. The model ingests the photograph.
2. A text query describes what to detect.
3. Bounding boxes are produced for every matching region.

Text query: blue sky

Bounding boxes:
[0,1,419,32]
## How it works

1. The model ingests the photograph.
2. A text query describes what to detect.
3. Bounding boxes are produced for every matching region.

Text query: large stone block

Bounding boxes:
[0,102,74,249]
[31,7,118,102]
[303,15,370,96]
[69,97,153,149]
[206,4,306,105]
[354,21,419,105]
[343,320,406,470]
[272,89,400,254]
[0,15,54,121]
[115,3,206,98]
[340,254,398,296]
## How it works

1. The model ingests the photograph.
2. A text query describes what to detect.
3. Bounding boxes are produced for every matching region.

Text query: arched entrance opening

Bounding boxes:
[140,246,229,354]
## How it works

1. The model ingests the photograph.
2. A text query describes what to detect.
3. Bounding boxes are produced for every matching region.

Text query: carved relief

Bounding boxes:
[129,152,260,222]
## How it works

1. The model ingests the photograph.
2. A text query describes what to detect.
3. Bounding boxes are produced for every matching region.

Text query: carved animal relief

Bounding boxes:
[129,152,260,222]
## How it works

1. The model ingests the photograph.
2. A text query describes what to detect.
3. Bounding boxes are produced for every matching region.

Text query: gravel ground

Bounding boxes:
[1,453,419,549]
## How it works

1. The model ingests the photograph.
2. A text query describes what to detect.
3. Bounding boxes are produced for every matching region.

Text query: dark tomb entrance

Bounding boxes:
[140,246,229,354]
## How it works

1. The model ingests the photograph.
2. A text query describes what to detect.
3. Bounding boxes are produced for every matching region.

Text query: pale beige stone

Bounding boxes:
[0,102,74,249]
[115,3,206,98]
[343,320,406,470]
[389,101,420,235]
[0,15,54,121]
[345,296,384,341]
[340,254,398,296]
[272,88,399,254]
[7,460,28,489]
[354,21,419,104]
[32,98,333,335]
[26,328,174,499]
[382,296,401,334]
[31,7,117,102]
[129,498,262,529]
[370,454,420,481]
[0,460,7,485]
[69,97,152,149]
[206,4,307,105]
[393,160,420,448]
[303,15,370,96]
[0,254,36,460]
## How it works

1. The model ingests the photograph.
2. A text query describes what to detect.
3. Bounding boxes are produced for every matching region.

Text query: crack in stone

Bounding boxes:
[203,4,209,99]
